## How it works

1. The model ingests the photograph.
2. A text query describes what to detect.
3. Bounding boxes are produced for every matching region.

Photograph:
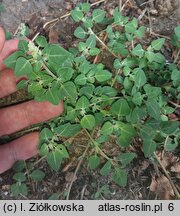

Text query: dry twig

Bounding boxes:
[154,152,180,199]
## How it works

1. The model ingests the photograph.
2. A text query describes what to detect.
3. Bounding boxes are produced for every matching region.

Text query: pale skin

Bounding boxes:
[0,27,64,174]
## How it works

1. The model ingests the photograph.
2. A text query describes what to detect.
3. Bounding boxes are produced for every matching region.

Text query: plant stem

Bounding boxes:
[121,0,130,11]
[169,100,180,108]
[154,152,180,199]
[88,28,118,59]
[174,49,180,64]
[41,61,58,79]
[66,143,89,200]
[119,0,122,11]
[84,129,114,162]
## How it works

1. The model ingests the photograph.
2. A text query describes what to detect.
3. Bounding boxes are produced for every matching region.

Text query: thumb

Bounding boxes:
[0,27,5,53]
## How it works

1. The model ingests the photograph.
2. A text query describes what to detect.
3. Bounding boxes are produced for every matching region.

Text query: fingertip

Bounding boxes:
[0,132,39,174]
[12,132,39,161]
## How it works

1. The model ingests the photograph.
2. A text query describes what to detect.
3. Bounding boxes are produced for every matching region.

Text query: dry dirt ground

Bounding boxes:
[0,0,180,200]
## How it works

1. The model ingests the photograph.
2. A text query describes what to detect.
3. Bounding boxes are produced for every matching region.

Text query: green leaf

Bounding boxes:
[132,44,144,57]
[48,193,59,200]
[54,123,81,137]
[100,160,111,176]
[92,9,105,23]
[19,183,28,196]
[78,42,86,52]
[119,153,136,166]
[35,36,48,47]
[80,114,95,130]
[146,119,160,130]
[144,84,161,99]
[76,96,90,110]
[56,145,69,159]
[11,183,20,197]
[88,155,100,169]
[134,26,146,39]
[164,137,178,151]
[101,121,113,135]
[153,53,165,63]
[57,67,74,82]
[18,40,28,52]
[171,69,180,81]
[125,18,138,33]
[145,50,155,62]
[75,74,87,85]
[28,82,42,93]
[5,31,12,40]
[95,70,112,82]
[74,26,87,39]
[79,84,94,98]
[101,86,118,97]
[81,3,91,12]
[96,134,109,143]
[11,183,28,197]
[39,143,49,156]
[110,99,131,116]
[13,172,26,182]
[140,125,157,140]
[60,81,78,103]
[112,43,129,56]
[13,161,25,172]
[44,44,71,65]
[3,51,24,69]
[89,48,100,56]
[83,18,93,28]
[31,170,45,181]
[16,80,28,90]
[66,106,77,121]
[130,107,146,123]
[123,77,133,90]
[134,68,147,88]
[123,66,131,76]
[132,92,143,105]
[113,7,123,25]
[160,121,179,134]
[112,168,127,187]
[117,123,136,147]
[143,139,156,157]
[71,10,83,22]
[45,85,60,105]
[175,26,180,38]
[14,57,33,76]
[40,128,53,142]
[47,150,62,171]
[113,58,122,69]
[146,99,161,120]
[151,38,165,50]
[86,35,96,49]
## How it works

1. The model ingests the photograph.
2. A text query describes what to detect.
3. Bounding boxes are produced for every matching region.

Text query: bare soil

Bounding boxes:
[0,0,179,200]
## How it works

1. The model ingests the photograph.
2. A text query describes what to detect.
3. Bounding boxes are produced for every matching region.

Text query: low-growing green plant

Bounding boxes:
[4,3,180,197]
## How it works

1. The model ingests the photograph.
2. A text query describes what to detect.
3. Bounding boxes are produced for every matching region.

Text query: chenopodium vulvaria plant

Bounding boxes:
[4,3,180,190]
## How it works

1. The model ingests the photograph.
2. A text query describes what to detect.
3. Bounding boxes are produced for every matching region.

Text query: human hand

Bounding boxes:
[0,27,64,174]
